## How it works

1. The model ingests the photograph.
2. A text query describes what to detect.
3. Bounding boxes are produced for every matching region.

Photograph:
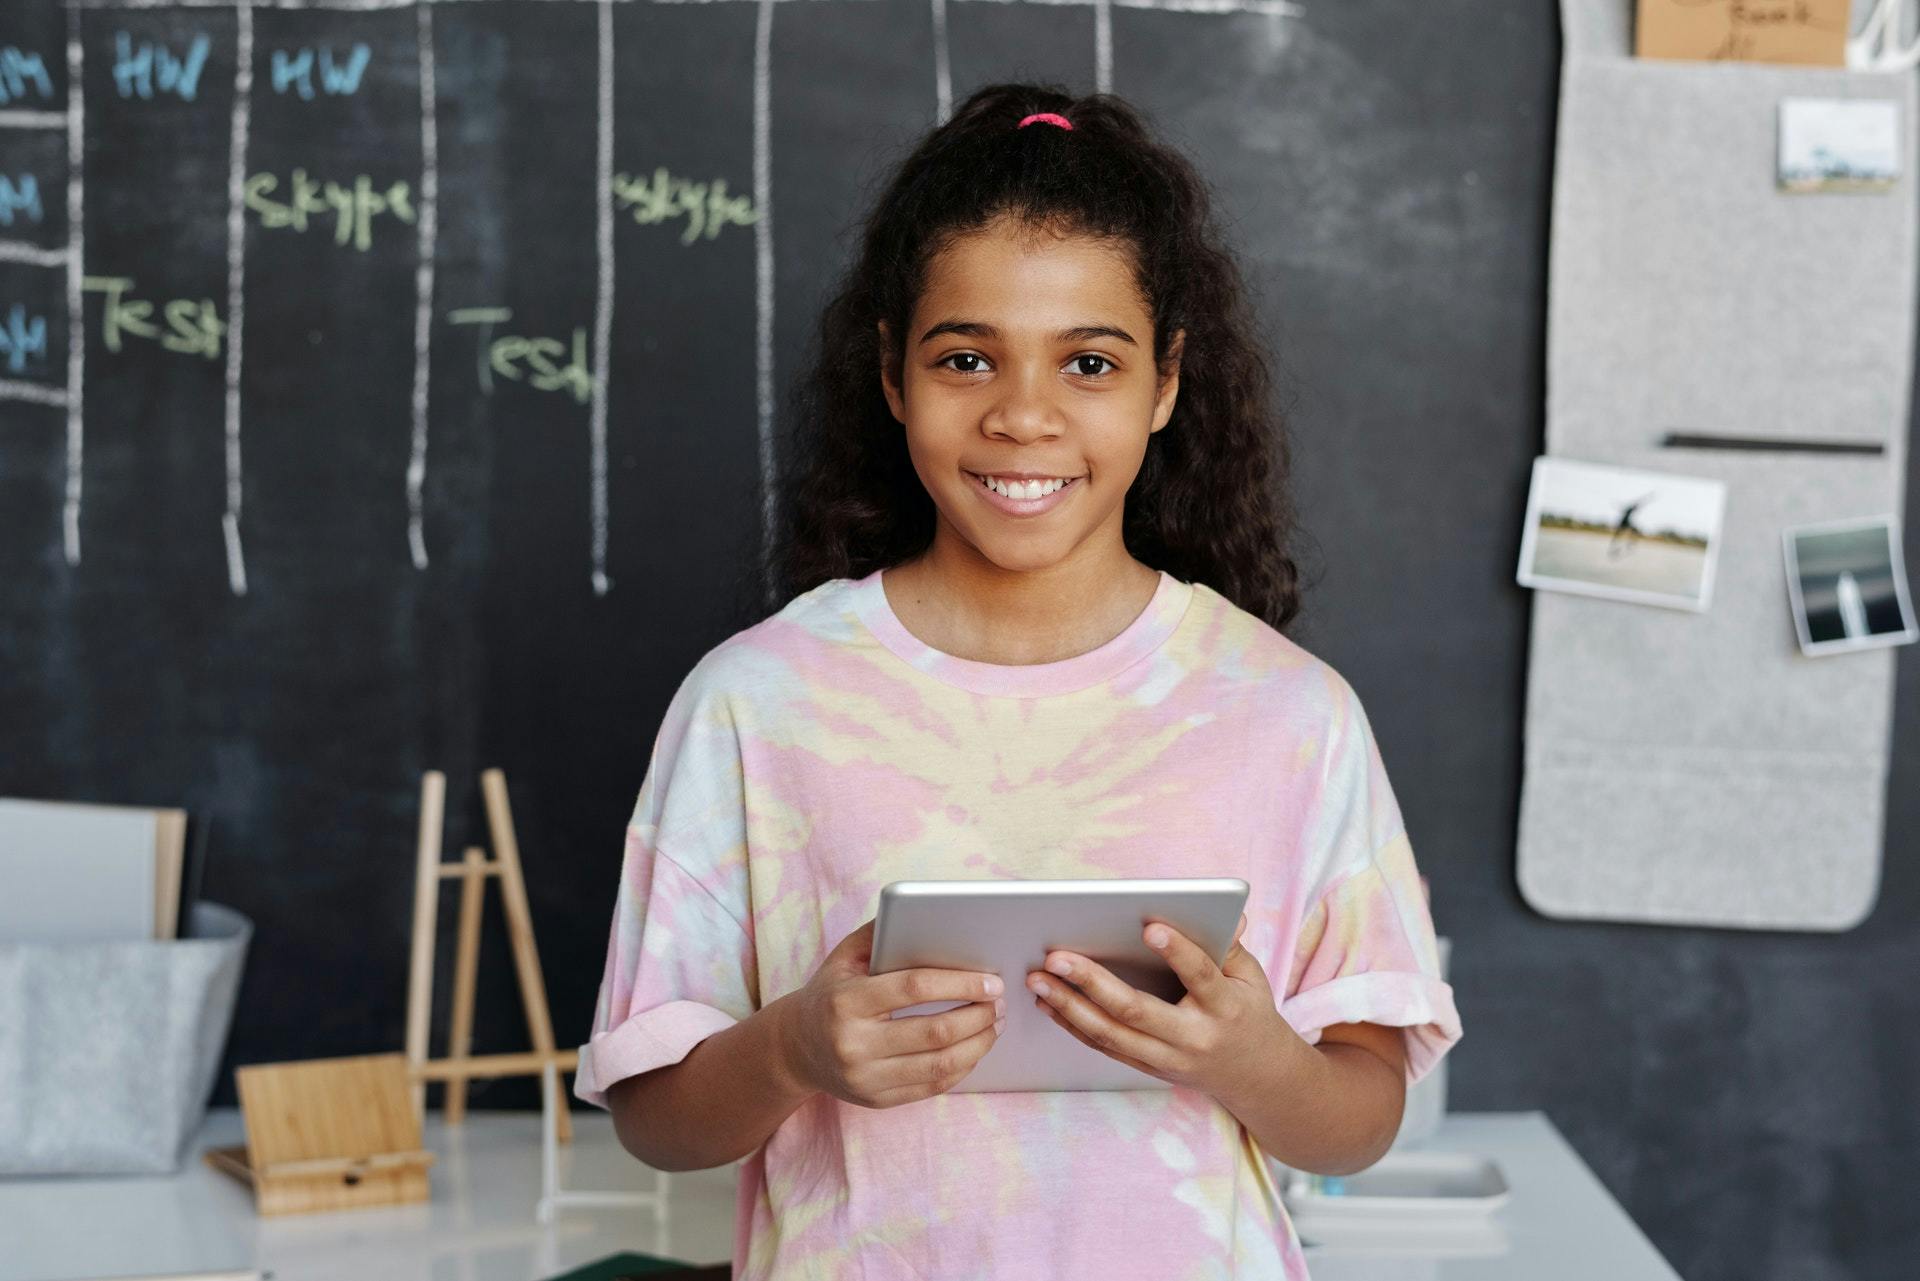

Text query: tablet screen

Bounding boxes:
[869,876,1247,1092]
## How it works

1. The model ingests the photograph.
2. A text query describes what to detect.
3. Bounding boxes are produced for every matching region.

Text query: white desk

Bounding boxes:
[0,1109,1681,1280]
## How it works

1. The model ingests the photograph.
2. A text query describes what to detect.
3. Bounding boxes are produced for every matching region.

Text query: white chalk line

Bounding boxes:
[590,0,613,596]
[755,0,775,606]
[932,0,951,124]
[0,111,67,129]
[0,241,72,267]
[408,2,437,571]
[1094,0,1111,90]
[0,378,70,406]
[222,1,253,596]
[65,20,85,566]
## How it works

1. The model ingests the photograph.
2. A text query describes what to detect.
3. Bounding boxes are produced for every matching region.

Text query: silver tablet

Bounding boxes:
[869,877,1249,1093]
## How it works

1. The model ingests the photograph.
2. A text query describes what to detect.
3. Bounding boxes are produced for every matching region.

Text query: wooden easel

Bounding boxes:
[404,768,575,1142]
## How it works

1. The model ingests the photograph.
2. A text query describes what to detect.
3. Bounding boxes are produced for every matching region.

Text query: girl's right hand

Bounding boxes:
[777,916,1005,1109]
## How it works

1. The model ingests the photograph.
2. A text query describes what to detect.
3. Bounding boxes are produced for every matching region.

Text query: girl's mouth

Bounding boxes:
[965,471,1082,517]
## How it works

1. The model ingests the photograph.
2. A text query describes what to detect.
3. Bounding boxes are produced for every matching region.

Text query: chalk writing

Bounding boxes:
[0,303,48,374]
[113,32,211,103]
[270,44,371,99]
[449,306,590,404]
[611,167,759,244]
[82,275,225,359]
[0,175,44,227]
[245,170,416,252]
[0,48,55,106]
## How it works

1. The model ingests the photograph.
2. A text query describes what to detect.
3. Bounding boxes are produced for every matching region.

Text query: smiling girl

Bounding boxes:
[576,84,1463,1279]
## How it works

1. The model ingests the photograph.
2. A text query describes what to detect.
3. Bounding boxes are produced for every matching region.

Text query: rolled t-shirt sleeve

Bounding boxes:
[1277,679,1462,1088]
[574,653,760,1111]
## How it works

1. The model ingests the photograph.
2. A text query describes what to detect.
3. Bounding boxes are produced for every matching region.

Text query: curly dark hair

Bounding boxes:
[766,81,1303,633]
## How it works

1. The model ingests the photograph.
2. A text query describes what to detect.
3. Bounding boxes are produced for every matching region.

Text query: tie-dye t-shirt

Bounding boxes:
[575,566,1463,1279]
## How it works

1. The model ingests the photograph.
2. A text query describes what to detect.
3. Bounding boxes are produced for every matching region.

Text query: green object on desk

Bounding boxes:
[540,1250,728,1280]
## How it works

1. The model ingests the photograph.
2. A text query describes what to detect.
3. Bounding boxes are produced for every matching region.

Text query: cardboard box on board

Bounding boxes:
[1635,0,1850,65]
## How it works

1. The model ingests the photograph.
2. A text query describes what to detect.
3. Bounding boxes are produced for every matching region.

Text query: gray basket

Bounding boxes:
[0,901,252,1174]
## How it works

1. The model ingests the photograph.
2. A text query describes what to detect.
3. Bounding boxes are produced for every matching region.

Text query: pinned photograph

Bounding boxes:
[1778,97,1901,193]
[1516,457,1726,611]
[1781,516,1918,656]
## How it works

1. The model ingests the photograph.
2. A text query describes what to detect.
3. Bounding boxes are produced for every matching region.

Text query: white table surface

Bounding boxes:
[0,1108,1682,1281]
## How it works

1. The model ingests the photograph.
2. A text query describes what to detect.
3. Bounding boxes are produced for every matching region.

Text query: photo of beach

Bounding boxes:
[1516,457,1726,610]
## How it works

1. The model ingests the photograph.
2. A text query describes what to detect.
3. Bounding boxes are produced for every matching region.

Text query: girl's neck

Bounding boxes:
[880,536,1162,667]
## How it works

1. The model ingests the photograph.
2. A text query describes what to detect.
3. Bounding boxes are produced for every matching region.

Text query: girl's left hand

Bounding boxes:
[1026,913,1310,1105]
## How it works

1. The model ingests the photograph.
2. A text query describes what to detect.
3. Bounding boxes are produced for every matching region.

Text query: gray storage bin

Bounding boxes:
[0,901,252,1175]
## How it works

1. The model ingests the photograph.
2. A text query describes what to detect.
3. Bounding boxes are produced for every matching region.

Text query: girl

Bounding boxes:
[575,83,1462,1279]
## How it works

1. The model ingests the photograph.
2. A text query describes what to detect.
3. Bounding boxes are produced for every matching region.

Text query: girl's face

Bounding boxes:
[880,214,1183,577]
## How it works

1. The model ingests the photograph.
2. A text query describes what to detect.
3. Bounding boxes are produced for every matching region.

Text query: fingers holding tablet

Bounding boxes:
[839,969,1006,1109]
[777,915,1006,1110]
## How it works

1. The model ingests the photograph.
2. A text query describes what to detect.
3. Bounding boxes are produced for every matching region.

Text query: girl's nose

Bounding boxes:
[983,377,1065,441]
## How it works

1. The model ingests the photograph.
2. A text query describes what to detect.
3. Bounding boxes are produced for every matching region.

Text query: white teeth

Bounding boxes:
[980,475,1069,500]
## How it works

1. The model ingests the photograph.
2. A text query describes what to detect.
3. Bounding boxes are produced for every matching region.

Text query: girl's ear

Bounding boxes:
[1151,328,1186,433]
[877,320,906,424]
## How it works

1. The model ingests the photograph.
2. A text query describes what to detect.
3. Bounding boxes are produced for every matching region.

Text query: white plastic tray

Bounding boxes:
[1282,1150,1510,1223]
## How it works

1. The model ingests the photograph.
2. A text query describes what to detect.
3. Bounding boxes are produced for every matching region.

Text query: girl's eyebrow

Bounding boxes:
[918,319,1138,347]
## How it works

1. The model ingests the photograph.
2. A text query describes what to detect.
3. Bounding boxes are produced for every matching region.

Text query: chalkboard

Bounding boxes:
[3,3,1915,1278]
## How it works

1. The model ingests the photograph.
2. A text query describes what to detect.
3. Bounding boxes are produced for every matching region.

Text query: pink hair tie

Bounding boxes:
[1017,112,1074,131]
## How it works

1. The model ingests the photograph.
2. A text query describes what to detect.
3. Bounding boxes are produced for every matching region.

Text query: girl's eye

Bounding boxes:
[934,353,1115,377]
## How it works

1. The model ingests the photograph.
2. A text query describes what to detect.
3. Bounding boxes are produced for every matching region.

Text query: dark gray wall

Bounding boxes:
[1,4,1912,1278]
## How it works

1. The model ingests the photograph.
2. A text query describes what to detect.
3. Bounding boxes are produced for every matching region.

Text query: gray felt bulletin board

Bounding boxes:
[1516,0,1917,931]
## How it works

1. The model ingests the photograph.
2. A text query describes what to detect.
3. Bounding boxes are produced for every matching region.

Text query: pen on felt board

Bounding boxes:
[1660,431,1884,454]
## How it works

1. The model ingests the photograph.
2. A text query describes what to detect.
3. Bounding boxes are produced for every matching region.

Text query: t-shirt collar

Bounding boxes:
[849,566,1193,697]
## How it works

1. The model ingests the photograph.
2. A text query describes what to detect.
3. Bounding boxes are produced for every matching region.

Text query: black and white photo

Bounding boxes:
[1782,516,1919,656]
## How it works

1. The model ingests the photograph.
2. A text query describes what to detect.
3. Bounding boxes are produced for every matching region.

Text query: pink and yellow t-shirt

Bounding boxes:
[575,567,1463,1279]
